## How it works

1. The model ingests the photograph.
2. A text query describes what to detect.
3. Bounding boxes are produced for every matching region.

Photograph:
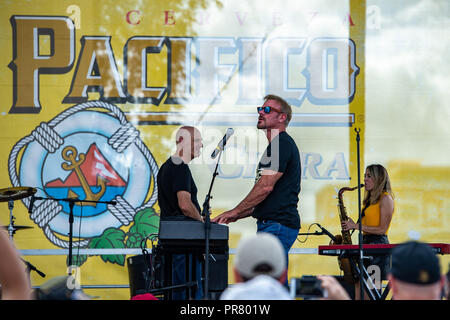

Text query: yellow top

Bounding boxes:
[362,192,393,235]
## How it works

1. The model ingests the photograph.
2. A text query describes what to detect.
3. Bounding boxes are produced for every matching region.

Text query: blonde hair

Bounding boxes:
[363,164,393,206]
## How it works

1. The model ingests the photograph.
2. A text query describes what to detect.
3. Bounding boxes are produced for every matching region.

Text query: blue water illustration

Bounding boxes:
[44,186,126,217]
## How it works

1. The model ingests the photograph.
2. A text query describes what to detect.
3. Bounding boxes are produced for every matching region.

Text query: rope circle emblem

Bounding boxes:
[8,101,158,249]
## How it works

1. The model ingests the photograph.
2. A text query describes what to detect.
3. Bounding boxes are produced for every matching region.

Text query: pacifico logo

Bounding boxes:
[8,16,359,114]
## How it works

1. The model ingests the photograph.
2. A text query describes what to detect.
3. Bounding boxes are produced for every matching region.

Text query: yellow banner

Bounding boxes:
[0,0,448,300]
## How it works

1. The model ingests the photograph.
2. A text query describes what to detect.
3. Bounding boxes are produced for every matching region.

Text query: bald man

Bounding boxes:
[157,126,204,222]
[157,126,204,299]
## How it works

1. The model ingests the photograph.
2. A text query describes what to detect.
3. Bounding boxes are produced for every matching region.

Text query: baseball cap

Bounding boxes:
[131,293,159,300]
[234,233,286,280]
[390,241,441,285]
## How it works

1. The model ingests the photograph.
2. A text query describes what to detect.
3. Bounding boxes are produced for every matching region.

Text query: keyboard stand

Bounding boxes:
[159,247,201,300]
[344,250,384,300]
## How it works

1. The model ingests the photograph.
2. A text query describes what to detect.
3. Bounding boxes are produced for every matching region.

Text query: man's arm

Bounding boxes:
[177,191,204,222]
[212,170,283,224]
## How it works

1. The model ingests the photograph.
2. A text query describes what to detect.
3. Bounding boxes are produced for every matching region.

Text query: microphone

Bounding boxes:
[28,195,36,214]
[317,224,338,243]
[211,128,234,159]
[21,259,46,278]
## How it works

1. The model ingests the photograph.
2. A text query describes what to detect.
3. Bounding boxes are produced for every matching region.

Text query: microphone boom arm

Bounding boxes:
[211,128,234,159]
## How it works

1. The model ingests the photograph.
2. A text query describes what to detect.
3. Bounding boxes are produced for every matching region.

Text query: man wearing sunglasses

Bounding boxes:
[213,94,301,285]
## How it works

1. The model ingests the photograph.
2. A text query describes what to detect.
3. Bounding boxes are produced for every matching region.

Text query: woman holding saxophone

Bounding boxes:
[341,164,394,299]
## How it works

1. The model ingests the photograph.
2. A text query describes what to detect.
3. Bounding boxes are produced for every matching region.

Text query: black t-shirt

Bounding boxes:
[157,156,201,219]
[251,131,301,229]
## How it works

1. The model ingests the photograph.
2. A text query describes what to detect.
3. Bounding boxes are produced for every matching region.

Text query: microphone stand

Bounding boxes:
[201,150,222,300]
[355,128,364,300]
[316,224,339,243]
[21,258,46,278]
[32,195,116,273]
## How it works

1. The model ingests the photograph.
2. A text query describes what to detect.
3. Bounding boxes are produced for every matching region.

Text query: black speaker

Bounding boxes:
[127,254,152,298]
[207,254,228,292]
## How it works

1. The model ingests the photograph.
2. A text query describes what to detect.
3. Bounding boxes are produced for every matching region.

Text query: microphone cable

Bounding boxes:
[296,223,322,244]
[140,233,158,292]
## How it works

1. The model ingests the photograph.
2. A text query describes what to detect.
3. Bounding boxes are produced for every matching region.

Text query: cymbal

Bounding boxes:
[0,187,36,202]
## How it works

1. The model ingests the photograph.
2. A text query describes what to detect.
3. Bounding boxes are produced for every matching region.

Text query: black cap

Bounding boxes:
[391,241,441,285]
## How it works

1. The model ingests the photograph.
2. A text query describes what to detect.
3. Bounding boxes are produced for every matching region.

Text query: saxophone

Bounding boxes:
[332,185,363,285]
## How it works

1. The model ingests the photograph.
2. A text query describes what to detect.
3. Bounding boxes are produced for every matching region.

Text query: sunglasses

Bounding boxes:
[257,106,282,114]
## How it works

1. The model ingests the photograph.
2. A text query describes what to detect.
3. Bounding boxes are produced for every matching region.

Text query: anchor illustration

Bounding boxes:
[61,146,107,206]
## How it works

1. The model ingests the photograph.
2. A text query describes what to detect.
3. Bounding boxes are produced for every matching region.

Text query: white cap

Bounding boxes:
[234,233,286,279]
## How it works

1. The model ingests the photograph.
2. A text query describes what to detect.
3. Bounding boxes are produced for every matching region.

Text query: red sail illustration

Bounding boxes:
[46,143,126,187]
